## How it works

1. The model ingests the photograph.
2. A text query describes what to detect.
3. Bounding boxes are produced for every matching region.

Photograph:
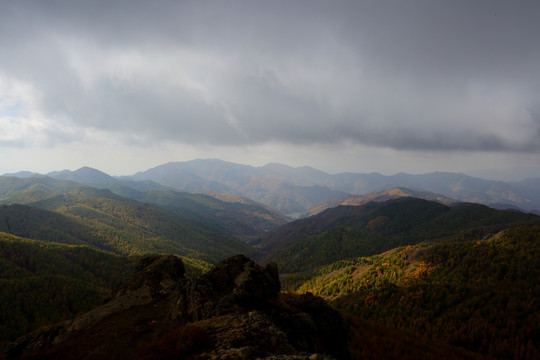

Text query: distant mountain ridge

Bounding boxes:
[48,166,121,186]
[303,187,456,217]
[5,159,540,216]
[127,160,347,217]
[123,159,540,215]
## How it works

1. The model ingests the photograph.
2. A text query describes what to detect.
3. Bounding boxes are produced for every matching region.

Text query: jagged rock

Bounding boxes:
[117,254,185,298]
[204,254,280,301]
[192,311,295,358]
[170,254,281,322]
[68,254,185,333]
[4,254,350,360]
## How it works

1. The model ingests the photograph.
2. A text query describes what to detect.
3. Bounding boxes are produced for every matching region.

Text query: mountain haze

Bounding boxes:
[122,160,540,214]
[131,189,288,244]
[6,160,540,216]
[0,174,286,243]
[48,166,121,186]
[128,160,347,217]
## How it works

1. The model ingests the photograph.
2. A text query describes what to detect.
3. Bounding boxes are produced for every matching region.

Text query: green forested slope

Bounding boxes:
[0,176,80,203]
[1,175,287,245]
[133,189,287,244]
[284,226,540,359]
[263,198,539,272]
[0,180,256,347]
[0,233,133,343]
[0,187,253,262]
[0,203,100,247]
[0,232,213,346]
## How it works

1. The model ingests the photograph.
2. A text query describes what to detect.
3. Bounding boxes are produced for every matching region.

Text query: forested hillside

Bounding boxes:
[283,226,540,359]
[0,232,135,344]
[0,176,80,204]
[0,187,253,263]
[131,189,287,244]
[0,175,287,244]
[0,185,256,349]
[303,187,455,217]
[0,231,212,346]
[260,197,539,272]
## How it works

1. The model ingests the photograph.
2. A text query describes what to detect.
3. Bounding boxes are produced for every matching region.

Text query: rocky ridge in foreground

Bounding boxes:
[4,254,350,360]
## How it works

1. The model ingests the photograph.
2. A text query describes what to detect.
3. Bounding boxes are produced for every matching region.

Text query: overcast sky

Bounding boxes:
[1,0,540,179]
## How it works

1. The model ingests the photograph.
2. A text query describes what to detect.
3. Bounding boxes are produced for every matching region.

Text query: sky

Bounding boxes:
[1,0,540,180]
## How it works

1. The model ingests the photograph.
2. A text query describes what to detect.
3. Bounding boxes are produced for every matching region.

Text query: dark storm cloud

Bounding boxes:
[1,0,540,151]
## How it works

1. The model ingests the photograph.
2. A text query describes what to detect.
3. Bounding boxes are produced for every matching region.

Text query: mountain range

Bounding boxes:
[7,159,540,217]
[0,172,287,245]
[127,160,540,213]
[1,159,539,359]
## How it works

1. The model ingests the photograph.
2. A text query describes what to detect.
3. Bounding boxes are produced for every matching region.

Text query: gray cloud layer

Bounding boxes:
[1,0,540,152]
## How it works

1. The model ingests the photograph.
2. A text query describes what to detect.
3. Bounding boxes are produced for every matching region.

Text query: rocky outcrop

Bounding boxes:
[70,254,186,333]
[117,254,186,298]
[3,255,186,359]
[170,254,281,322]
[4,254,350,360]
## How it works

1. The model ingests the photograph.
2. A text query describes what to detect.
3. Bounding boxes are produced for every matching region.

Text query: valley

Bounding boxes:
[1,160,539,359]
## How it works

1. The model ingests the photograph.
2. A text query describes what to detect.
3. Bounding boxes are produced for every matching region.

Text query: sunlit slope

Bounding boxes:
[261,198,539,272]
[1,175,287,244]
[284,226,540,359]
[0,187,253,262]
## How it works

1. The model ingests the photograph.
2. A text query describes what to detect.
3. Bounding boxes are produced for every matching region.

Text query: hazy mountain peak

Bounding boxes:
[48,166,119,186]
[9,159,540,215]
[46,169,70,177]
[1,171,41,178]
[261,162,295,170]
